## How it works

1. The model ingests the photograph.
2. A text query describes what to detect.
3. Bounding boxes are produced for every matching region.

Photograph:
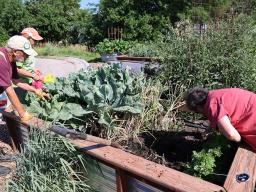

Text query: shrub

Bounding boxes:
[95,39,134,54]
[127,43,160,58]
[130,15,256,92]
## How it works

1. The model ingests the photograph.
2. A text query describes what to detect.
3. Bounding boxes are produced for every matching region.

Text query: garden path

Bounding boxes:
[35,57,90,77]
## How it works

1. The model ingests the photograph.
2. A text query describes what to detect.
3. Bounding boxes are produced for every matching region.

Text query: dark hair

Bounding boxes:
[185,87,209,112]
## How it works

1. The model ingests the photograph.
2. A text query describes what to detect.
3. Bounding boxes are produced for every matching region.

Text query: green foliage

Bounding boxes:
[154,15,256,91]
[127,43,160,57]
[0,0,31,36]
[186,147,222,177]
[8,129,91,192]
[26,64,143,138]
[94,0,187,42]
[38,43,58,56]
[0,26,8,44]
[24,0,83,42]
[0,0,92,44]
[185,134,231,178]
[95,39,134,54]
[179,0,233,22]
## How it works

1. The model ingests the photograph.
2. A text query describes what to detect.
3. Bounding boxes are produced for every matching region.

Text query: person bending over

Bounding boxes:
[185,87,256,151]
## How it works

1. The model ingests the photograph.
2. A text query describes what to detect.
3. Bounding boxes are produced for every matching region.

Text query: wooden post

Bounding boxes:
[224,145,256,192]
[116,169,128,192]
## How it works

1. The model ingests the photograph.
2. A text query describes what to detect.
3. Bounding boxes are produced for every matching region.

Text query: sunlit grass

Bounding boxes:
[35,43,100,62]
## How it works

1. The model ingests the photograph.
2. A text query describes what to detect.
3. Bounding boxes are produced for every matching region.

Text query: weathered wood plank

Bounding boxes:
[70,139,225,192]
[224,145,256,192]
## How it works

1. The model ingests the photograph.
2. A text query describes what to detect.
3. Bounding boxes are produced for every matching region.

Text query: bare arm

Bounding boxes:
[17,68,33,78]
[17,68,42,81]
[12,79,37,93]
[217,115,241,142]
[5,86,26,117]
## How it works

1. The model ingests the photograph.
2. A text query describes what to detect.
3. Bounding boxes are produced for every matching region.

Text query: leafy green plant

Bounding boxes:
[186,147,222,178]
[26,64,143,139]
[127,43,160,58]
[8,129,91,192]
[95,39,134,54]
[185,134,233,178]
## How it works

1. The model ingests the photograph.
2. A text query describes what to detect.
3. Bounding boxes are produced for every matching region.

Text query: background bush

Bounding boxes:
[127,15,256,91]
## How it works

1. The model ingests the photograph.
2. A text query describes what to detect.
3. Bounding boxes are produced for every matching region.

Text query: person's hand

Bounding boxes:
[32,74,41,81]
[35,89,50,100]
[20,111,33,123]
[39,76,44,82]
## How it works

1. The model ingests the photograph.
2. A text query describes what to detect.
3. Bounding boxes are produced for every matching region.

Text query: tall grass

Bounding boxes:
[35,43,100,62]
[7,129,91,192]
[113,80,186,142]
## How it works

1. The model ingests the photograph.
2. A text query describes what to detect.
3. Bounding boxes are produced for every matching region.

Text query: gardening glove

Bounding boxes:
[20,111,33,123]
[35,89,50,100]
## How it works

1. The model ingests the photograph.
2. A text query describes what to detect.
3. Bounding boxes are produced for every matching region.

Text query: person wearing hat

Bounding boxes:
[0,35,47,122]
[185,87,256,151]
[16,27,44,85]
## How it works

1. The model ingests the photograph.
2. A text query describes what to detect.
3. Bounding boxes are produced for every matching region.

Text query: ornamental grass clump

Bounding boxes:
[8,129,91,192]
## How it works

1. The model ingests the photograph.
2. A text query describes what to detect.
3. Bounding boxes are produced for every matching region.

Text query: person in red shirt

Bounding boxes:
[185,87,256,151]
[0,36,47,122]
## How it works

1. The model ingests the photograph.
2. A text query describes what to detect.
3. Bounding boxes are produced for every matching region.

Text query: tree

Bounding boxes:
[24,0,91,43]
[0,0,31,37]
[92,0,191,42]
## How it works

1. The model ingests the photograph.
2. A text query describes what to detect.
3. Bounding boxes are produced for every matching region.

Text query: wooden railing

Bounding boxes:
[3,111,256,192]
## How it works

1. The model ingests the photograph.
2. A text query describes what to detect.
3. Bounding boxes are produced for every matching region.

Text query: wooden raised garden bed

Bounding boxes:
[3,111,256,192]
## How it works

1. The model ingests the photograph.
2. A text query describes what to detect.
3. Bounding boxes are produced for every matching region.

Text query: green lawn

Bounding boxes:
[35,43,100,62]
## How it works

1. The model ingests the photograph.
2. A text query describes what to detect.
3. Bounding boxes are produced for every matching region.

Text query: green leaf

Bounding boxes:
[66,103,93,116]
[113,106,142,114]
[98,111,112,128]
[58,110,73,121]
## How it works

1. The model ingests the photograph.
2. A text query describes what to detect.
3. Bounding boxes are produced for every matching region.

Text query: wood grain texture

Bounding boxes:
[224,145,256,192]
[71,139,225,192]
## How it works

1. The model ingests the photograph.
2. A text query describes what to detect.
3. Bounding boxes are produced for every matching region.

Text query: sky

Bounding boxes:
[80,0,100,9]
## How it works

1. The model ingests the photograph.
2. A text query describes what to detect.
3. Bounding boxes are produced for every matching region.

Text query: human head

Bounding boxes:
[185,87,209,113]
[21,27,43,46]
[6,35,38,62]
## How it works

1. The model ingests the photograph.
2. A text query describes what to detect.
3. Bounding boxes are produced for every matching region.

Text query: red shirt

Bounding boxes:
[0,48,19,93]
[204,88,256,151]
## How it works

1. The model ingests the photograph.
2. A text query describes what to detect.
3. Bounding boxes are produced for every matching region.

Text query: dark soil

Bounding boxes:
[121,127,207,171]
